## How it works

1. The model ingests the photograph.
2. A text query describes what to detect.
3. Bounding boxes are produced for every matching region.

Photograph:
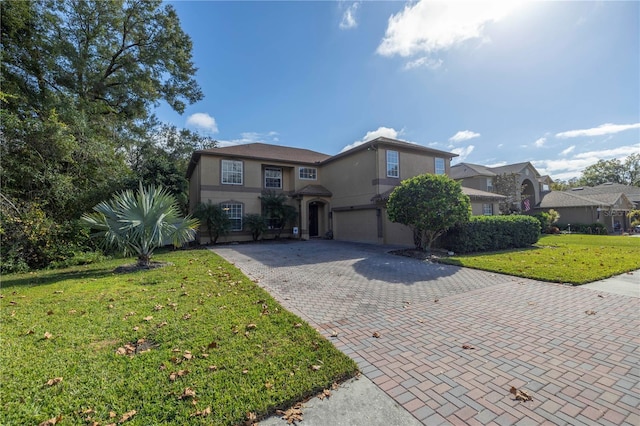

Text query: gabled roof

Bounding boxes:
[568,183,640,204]
[489,162,540,177]
[450,163,496,179]
[538,191,632,209]
[323,137,457,165]
[292,185,332,197]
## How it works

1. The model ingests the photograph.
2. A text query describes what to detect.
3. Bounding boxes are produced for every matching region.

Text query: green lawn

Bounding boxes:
[0,249,357,426]
[439,234,640,284]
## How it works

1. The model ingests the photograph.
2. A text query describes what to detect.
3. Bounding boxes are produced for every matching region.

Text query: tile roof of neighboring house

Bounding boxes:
[292,185,333,197]
[538,191,632,209]
[461,187,507,201]
[567,183,640,205]
[449,163,496,179]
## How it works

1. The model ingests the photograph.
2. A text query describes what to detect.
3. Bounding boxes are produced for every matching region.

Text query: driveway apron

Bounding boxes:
[211,240,639,425]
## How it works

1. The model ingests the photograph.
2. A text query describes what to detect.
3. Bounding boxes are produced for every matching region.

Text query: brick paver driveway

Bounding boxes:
[212,240,639,425]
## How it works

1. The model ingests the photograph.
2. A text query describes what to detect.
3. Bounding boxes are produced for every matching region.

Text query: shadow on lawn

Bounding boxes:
[1,267,120,289]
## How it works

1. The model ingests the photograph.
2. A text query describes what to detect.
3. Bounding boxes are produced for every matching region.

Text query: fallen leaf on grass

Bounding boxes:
[246,323,257,330]
[169,370,189,381]
[265,382,273,390]
[47,310,54,315]
[143,316,153,321]
[510,386,533,402]
[242,369,249,374]
[585,310,597,315]
[462,344,475,350]
[372,332,380,338]
[310,365,321,371]
[26,330,34,335]
[154,304,164,311]
[190,407,211,417]
[208,365,218,371]
[119,410,137,423]
[178,387,196,399]
[207,341,218,349]
[182,313,191,320]
[110,411,117,418]
[276,402,304,424]
[133,326,139,332]
[45,377,63,386]
[183,351,193,360]
[38,414,62,426]
[54,290,63,294]
[246,411,257,422]
[293,323,302,328]
[44,332,53,339]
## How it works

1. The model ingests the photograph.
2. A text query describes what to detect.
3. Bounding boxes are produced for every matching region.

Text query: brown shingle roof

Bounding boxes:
[461,187,506,200]
[292,185,333,197]
[450,163,497,179]
[199,143,330,163]
[538,191,632,209]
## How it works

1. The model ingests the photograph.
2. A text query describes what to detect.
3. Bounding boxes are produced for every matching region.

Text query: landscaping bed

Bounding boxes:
[0,249,358,425]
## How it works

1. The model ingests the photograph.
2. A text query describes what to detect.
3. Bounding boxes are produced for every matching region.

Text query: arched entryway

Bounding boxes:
[521,178,536,212]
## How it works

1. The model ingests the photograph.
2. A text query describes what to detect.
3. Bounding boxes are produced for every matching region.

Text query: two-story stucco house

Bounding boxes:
[187,137,482,245]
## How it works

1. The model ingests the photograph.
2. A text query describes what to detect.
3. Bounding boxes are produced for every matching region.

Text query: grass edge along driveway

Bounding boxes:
[0,249,358,426]
[439,234,640,285]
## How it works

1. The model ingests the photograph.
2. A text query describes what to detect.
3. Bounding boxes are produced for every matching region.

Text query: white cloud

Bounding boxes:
[449,130,480,143]
[186,113,218,133]
[534,137,546,148]
[532,143,640,181]
[341,126,402,152]
[403,56,443,71]
[217,131,279,148]
[450,145,475,164]
[560,145,575,156]
[339,2,359,30]
[377,0,521,60]
[555,123,640,139]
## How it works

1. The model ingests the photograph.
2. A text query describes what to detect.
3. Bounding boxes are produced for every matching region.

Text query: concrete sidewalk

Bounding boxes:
[212,240,640,425]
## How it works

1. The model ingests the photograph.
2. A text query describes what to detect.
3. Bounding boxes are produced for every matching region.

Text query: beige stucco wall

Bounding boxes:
[188,161,201,214]
[470,201,501,216]
[322,149,377,208]
[382,214,414,246]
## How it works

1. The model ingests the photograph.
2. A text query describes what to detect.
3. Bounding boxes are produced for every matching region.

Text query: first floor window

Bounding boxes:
[387,150,399,177]
[483,203,493,216]
[265,167,282,188]
[299,167,317,180]
[221,202,243,231]
[435,157,445,175]
[221,160,243,185]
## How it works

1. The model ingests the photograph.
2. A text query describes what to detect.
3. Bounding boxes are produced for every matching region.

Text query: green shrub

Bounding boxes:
[441,215,540,254]
[0,203,93,273]
[557,222,608,234]
[243,214,268,241]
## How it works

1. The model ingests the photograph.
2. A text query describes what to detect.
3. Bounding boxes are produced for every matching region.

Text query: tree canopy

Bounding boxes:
[387,174,471,250]
[577,154,640,187]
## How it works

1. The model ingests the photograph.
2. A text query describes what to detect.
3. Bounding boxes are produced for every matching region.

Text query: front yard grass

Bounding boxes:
[439,234,640,284]
[0,249,358,426]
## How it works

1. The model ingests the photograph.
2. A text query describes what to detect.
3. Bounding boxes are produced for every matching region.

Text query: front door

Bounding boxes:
[309,203,319,237]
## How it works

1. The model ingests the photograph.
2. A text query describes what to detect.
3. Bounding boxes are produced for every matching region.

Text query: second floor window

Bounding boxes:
[435,157,445,175]
[487,178,494,192]
[221,160,243,185]
[387,150,399,178]
[265,167,282,189]
[299,167,317,180]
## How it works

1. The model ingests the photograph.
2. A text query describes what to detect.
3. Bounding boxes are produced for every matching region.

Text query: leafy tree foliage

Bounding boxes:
[493,173,526,214]
[81,185,198,267]
[243,214,268,242]
[577,154,640,187]
[259,190,298,238]
[387,174,471,250]
[193,202,231,244]
[1,0,204,268]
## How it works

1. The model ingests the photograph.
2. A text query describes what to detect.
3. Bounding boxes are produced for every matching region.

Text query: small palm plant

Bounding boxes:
[81,184,199,267]
[193,201,231,244]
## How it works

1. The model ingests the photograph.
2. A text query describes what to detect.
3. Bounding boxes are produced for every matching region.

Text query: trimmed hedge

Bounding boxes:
[556,222,608,235]
[441,215,540,254]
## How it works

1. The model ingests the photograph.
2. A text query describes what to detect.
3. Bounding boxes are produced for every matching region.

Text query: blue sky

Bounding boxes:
[158,1,639,181]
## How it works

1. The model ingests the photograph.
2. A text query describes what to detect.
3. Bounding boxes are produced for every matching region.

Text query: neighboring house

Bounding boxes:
[187,137,463,245]
[450,161,547,213]
[536,183,640,233]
